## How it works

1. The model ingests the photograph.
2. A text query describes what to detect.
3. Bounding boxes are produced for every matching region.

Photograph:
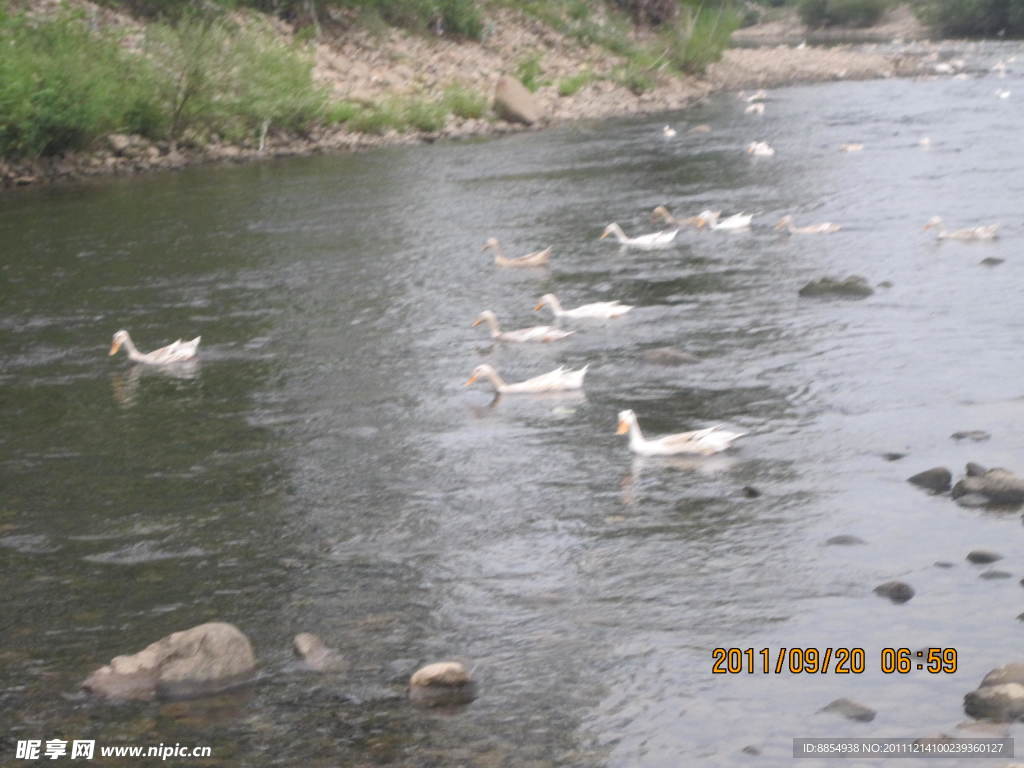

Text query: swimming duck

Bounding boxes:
[481,238,551,267]
[651,205,712,229]
[465,363,588,393]
[534,293,633,319]
[616,410,745,456]
[746,141,775,157]
[108,330,200,365]
[472,310,574,342]
[663,125,677,138]
[774,215,841,234]
[700,211,754,231]
[924,217,999,240]
[839,143,864,152]
[745,103,765,115]
[599,223,678,250]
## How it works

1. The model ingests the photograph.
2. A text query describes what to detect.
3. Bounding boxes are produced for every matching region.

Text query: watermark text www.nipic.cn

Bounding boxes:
[15,739,213,760]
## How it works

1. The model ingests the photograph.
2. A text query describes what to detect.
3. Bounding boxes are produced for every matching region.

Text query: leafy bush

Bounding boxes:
[0,7,165,157]
[914,0,1024,34]
[663,4,741,73]
[144,13,326,142]
[798,0,888,27]
[442,85,487,118]
[403,98,447,131]
[515,53,545,92]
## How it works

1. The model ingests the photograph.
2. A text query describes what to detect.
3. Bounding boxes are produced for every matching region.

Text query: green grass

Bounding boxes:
[403,97,447,131]
[557,70,594,96]
[515,52,546,92]
[442,85,487,118]
[323,100,363,125]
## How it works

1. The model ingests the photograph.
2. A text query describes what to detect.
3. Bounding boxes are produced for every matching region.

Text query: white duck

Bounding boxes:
[109,330,200,365]
[465,363,588,394]
[743,89,767,102]
[599,223,678,250]
[746,141,775,157]
[472,310,574,343]
[839,143,864,152]
[482,238,551,267]
[745,103,765,115]
[924,216,999,240]
[616,409,746,456]
[774,215,841,234]
[534,293,633,319]
[651,205,713,229]
[663,125,677,138]
[700,211,754,231]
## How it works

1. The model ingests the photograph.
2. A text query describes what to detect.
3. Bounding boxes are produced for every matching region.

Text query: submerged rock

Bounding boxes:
[952,468,1024,505]
[640,346,700,365]
[967,550,1003,564]
[819,697,876,722]
[907,467,952,493]
[980,570,1012,580]
[934,561,955,568]
[82,622,256,701]
[741,486,761,498]
[882,452,907,461]
[493,76,541,125]
[825,534,866,546]
[951,430,990,442]
[293,633,347,673]
[408,661,477,707]
[798,275,873,298]
[874,581,914,603]
[980,257,1004,267]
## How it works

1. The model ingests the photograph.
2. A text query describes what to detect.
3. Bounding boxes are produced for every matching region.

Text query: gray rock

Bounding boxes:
[981,664,1024,688]
[640,346,700,365]
[980,257,1004,266]
[874,581,915,603]
[408,661,477,707]
[826,535,866,546]
[955,493,990,508]
[979,569,1012,580]
[952,430,990,442]
[798,275,874,298]
[493,75,541,125]
[907,467,952,493]
[966,462,988,477]
[967,550,1003,564]
[964,682,1024,721]
[882,452,907,461]
[741,486,761,498]
[934,561,955,568]
[293,633,347,673]
[108,134,132,154]
[952,468,1024,505]
[741,745,761,755]
[82,622,256,701]
[820,697,876,722]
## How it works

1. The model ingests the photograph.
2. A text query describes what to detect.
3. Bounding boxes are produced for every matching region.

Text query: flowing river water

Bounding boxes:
[3,43,1024,767]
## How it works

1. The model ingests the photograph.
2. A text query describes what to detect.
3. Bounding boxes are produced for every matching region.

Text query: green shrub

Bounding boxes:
[798,0,888,27]
[323,100,363,124]
[914,0,1024,34]
[346,103,405,134]
[0,7,166,157]
[557,70,594,96]
[403,98,447,131]
[515,52,545,92]
[144,13,325,142]
[664,4,741,73]
[617,64,656,94]
[442,85,487,118]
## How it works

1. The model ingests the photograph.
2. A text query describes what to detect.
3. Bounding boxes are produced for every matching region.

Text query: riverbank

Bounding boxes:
[0,3,935,190]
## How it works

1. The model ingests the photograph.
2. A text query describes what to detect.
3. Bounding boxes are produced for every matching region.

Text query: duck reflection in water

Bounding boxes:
[620,454,739,506]
[111,360,201,408]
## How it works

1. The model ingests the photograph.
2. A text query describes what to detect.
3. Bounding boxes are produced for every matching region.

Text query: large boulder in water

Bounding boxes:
[493,76,541,125]
[82,622,256,701]
[408,661,477,707]
[907,467,952,493]
[952,467,1024,505]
